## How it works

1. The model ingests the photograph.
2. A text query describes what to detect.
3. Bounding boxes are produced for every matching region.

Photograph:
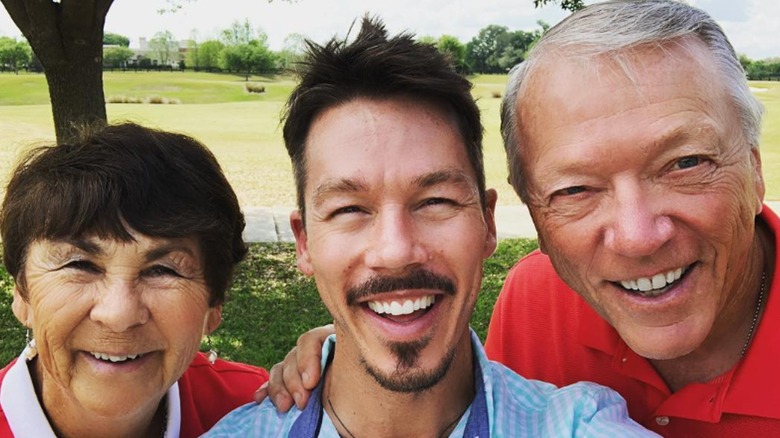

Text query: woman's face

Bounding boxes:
[12,229,221,419]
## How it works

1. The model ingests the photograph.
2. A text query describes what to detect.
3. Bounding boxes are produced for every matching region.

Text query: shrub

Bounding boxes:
[245,83,266,94]
[106,95,142,104]
[144,96,180,104]
[491,90,502,99]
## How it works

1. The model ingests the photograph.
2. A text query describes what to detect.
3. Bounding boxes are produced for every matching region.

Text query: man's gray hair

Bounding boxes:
[500,0,764,202]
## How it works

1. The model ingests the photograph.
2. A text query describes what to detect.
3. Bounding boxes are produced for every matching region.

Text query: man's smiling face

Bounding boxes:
[291,96,497,391]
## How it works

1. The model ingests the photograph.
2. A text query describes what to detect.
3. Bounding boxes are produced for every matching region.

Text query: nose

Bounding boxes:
[90,279,149,332]
[603,182,673,257]
[364,206,428,272]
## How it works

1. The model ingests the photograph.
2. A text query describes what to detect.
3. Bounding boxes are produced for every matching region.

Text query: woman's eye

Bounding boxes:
[144,265,180,277]
[676,156,701,169]
[63,260,100,273]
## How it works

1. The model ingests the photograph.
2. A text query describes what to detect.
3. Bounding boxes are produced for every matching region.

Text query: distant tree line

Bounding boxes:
[741,54,780,81]
[99,21,550,77]
[462,22,549,74]
[0,36,31,74]
[184,20,276,80]
[5,20,780,82]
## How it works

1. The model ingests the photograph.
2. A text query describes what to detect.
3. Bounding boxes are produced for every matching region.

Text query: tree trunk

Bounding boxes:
[45,52,107,142]
[1,0,114,143]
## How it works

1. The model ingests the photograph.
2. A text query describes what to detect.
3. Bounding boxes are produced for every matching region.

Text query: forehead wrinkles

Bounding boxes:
[522,38,722,108]
[518,40,730,148]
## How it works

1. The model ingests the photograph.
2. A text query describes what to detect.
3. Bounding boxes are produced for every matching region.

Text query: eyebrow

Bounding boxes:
[312,177,370,209]
[413,170,473,190]
[650,123,720,151]
[51,238,196,263]
[144,244,197,263]
[545,121,721,178]
[59,238,104,256]
[311,169,476,208]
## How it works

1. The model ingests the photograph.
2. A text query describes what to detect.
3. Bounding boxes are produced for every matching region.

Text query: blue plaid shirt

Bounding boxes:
[205,329,657,437]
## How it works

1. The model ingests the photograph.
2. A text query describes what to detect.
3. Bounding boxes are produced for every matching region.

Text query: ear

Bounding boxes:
[11,285,32,327]
[482,189,499,259]
[204,305,222,335]
[750,146,765,215]
[290,209,314,276]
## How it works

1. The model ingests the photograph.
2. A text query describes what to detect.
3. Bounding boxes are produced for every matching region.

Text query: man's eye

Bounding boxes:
[422,197,453,206]
[557,186,586,196]
[63,260,100,273]
[676,156,701,169]
[332,205,362,216]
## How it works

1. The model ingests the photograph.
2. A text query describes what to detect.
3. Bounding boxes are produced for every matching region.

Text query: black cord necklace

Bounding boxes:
[327,394,463,438]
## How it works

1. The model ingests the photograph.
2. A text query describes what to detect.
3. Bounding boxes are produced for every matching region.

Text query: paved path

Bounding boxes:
[245,201,780,243]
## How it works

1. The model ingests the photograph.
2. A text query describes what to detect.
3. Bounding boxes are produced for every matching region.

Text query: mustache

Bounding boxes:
[346,269,455,306]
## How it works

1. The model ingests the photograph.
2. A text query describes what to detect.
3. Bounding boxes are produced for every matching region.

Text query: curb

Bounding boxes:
[242,205,537,243]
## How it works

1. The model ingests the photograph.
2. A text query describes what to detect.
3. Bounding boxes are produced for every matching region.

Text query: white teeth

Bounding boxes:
[620,267,687,295]
[651,274,666,289]
[368,295,436,316]
[90,352,141,362]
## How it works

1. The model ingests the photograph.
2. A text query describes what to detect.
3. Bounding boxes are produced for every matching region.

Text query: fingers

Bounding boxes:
[284,346,311,409]
[296,324,334,392]
[253,382,268,404]
[256,323,336,412]
[257,355,296,412]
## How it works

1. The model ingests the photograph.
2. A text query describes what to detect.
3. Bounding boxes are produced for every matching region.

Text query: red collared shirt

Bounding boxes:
[0,351,268,438]
[485,206,780,436]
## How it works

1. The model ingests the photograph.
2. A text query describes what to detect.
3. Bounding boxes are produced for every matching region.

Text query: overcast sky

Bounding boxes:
[0,0,777,59]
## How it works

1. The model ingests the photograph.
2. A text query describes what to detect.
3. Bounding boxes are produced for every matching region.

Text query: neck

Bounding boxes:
[324,333,475,438]
[31,360,166,438]
[651,221,775,391]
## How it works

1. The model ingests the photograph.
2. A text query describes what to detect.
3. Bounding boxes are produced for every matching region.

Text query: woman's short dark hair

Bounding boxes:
[1,122,246,306]
[283,16,485,218]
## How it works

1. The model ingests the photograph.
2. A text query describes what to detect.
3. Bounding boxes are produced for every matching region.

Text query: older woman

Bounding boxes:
[0,123,268,437]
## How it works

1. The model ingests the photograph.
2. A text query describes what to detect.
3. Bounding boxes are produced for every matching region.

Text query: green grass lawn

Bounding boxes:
[0,71,778,369]
[0,239,538,368]
[0,72,527,208]
[1,72,778,207]
[0,71,296,105]
[752,82,780,196]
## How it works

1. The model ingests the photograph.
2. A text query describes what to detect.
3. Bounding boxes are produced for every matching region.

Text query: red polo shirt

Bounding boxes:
[485,206,780,436]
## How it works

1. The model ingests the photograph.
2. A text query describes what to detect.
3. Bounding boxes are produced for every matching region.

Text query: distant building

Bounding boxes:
[127,37,191,68]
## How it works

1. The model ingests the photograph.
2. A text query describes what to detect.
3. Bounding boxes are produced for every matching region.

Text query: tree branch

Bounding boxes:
[0,0,30,31]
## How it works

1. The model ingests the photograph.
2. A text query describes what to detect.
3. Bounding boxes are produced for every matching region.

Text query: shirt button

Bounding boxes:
[655,416,670,426]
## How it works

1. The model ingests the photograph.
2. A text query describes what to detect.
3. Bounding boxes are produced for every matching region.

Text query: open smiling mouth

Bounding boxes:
[89,352,145,363]
[617,266,690,298]
[366,295,437,323]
